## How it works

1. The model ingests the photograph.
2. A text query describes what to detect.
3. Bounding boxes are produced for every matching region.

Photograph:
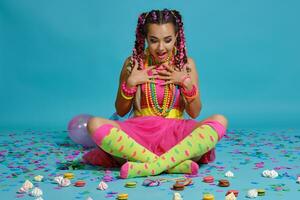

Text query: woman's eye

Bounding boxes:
[150,39,171,43]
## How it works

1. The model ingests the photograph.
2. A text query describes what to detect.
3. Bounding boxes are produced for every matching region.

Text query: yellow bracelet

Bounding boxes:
[121,89,134,100]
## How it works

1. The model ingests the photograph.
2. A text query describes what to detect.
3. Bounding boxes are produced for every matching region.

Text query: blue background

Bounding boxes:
[1,0,299,130]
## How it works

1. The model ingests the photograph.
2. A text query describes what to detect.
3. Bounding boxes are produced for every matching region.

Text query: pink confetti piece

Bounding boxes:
[15,194,25,198]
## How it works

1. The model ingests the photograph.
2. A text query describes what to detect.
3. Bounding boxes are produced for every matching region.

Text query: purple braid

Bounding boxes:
[151,11,158,21]
[163,9,170,21]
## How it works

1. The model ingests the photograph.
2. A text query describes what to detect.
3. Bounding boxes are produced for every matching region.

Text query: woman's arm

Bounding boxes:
[115,57,157,116]
[182,57,202,118]
[115,57,134,117]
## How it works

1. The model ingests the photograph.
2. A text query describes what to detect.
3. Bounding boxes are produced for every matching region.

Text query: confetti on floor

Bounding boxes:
[0,128,299,199]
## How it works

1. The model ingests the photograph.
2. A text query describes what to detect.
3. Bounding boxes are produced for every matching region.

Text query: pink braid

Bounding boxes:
[172,10,188,71]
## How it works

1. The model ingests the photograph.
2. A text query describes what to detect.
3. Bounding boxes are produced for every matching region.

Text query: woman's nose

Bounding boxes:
[158,42,165,51]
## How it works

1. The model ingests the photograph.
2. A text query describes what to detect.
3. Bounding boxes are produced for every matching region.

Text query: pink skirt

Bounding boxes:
[83,116,226,168]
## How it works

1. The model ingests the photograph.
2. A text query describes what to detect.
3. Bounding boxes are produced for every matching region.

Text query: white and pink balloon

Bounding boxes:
[67,114,95,147]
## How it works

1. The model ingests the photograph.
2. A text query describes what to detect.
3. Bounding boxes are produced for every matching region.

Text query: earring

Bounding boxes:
[166,54,171,64]
[173,46,177,55]
[144,47,149,56]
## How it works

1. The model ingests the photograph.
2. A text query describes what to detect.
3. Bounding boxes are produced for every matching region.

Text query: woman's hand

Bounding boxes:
[126,59,158,87]
[157,63,193,89]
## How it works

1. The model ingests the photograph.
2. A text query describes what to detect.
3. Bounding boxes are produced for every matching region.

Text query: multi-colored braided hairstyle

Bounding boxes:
[128,9,188,72]
[128,9,188,111]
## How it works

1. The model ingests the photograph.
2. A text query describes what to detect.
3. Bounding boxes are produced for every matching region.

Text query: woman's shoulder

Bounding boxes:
[123,56,132,66]
[187,57,196,66]
[119,56,132,80]
[121,56,133,72]
[186,57,197,72]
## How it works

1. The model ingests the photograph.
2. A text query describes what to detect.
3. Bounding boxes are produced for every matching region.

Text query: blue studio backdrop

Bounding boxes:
[1,0,300,131]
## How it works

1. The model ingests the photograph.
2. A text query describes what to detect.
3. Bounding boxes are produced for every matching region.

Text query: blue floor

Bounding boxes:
[0,128,299,199]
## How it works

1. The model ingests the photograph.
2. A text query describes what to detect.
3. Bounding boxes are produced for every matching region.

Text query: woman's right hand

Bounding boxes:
[126,59,158,87]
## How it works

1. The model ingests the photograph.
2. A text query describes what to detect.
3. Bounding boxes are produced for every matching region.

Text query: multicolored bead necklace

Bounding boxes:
[144,51,179,117]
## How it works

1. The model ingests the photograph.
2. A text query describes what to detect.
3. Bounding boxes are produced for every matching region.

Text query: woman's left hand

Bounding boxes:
[157,63,192,87]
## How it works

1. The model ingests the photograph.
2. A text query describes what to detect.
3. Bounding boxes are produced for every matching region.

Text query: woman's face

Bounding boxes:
[146,23,177,63]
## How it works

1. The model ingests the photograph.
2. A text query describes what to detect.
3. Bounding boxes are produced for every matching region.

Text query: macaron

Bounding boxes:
[226,190,239,197]
[125,181,137,188]
[103,175,113,182]
[176,178,193,186]
[218,179,230,187]
[172,182,185,191]
[74,180,86,187]
[257,189,266,196]
[117,193,129,200]
[203,176,214,183]
[202,193,215,200]
[63,172,74,179]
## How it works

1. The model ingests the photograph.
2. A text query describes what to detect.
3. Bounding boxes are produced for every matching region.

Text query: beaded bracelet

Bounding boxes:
[121,81,137,96]
[181,84,198,100]
[184,90,198,100]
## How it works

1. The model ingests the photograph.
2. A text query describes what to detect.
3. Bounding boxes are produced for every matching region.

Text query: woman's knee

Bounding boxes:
[87,117,120,135]
[87,117,103,135]
[210,114,228,128]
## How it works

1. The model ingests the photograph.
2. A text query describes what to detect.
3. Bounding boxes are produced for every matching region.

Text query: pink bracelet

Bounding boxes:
[121,81,137,96]
[181,84,197,97]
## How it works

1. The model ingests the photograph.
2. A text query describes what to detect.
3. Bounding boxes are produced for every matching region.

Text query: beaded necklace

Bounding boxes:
[144,52,179,116]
